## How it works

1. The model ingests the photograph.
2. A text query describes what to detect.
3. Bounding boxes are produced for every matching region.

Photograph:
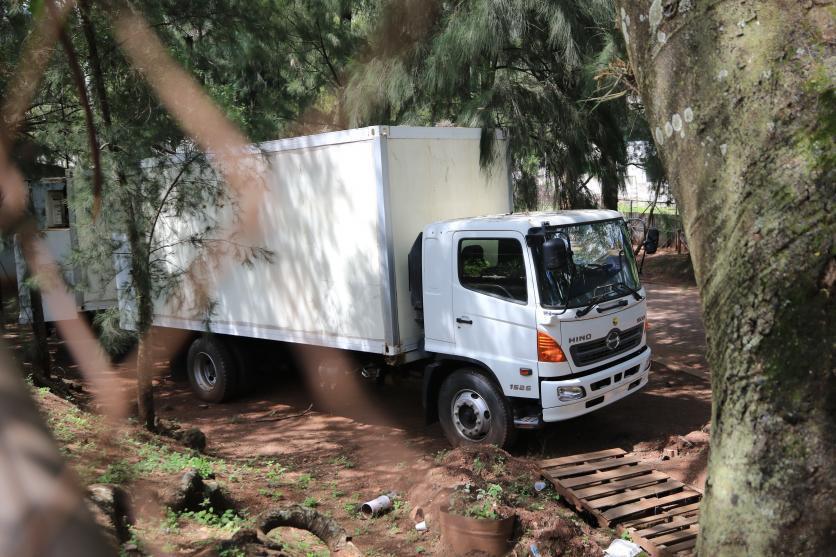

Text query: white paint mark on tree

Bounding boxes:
[720,143,728,156]
[665,122,673,137]
[658,31,667,44]
[684,107,694,122]
[649,0,663,30]
[717,69,729,80]
[672,113,683,132]
[655,127,665,145]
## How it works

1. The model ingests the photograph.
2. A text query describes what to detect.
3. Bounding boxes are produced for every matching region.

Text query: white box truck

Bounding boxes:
[141,126,652,448]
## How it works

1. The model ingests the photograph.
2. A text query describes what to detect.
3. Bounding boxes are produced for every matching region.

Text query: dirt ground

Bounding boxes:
[15,252,711,556]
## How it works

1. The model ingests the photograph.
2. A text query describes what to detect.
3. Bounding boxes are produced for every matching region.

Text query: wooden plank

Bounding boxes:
[621,503,701,529]
[660,537,697,554]
[541,469,588,513]
[602,490,702,523]
[575,471,669,500]
[545,456,642,478]
[634,515,700,538]
[560,465,654,489]
[538,448,627,468]
[590,480,684,510]
[652,525,699,546]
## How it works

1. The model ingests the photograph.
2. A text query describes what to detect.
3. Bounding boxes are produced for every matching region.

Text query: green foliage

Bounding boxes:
[344,0,640,209]
[130,439,221,477]
[296,473,313,489]
[218,548,246,557]
[329,454,355,469]
[119,526,143,557]
[264,460,289,486]
[97,461,135,484]
[302,496,319,508]
[451,482,505,520]
[179,498,248,532]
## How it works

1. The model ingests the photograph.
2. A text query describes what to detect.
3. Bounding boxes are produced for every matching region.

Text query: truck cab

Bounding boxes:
[417,210,651,447]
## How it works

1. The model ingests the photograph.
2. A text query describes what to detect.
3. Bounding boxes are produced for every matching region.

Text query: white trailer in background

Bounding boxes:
[15,178,117,323]
[142,125,651,448]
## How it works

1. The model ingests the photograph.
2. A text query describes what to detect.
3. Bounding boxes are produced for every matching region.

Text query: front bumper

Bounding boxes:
[541,348,651,422]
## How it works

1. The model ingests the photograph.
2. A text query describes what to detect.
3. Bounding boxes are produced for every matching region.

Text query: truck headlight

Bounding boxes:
[557,386,586,401]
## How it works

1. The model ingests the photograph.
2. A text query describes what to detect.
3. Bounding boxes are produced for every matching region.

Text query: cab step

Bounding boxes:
[514,415,544,429]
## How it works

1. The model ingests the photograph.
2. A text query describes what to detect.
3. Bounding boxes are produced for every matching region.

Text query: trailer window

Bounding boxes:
[458,238,527,304]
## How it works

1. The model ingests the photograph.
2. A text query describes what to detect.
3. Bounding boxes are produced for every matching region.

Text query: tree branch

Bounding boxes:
[51,0,103,217]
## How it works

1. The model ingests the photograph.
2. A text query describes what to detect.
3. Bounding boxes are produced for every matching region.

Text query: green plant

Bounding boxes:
[119,527,142,557]
[302,496,319,508]
[329,454,355,469]
[219,548,246,557]
[450,482,506,520]
[160,508,180,533]
[473,457,485,473]
[180,498,248,532]
[621,530,633,541]
[264,460,288,486]
[434,449,448,464]
[296,473,313,489]
[98,461,135,484]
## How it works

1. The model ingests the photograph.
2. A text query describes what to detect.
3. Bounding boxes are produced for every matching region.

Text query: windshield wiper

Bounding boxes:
[576,294,607,317]
[576,283,642,317]
[612,281,643,301]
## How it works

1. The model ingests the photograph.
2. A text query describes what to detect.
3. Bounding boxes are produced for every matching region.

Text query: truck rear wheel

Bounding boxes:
[438,368,516,449]
[187,336,237,403]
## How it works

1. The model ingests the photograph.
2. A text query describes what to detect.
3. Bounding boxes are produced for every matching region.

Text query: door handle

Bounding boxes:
[456,317,473,325]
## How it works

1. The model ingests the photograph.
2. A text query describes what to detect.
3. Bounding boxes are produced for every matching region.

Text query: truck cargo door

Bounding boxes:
[451,232,539,398]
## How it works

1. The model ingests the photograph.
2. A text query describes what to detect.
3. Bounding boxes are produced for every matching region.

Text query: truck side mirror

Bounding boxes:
[543,237,571,270]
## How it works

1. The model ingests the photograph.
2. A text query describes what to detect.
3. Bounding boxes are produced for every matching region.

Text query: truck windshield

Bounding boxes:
[531,219,641,309]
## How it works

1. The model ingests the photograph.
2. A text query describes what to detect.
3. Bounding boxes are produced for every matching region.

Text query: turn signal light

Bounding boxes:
[537,331,567,362]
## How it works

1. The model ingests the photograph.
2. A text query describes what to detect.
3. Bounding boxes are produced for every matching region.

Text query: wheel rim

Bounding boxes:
[193,351,218,391]
[451,389,492,441]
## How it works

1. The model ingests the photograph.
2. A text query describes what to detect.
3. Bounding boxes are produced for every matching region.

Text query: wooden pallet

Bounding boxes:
[538,448,701,556]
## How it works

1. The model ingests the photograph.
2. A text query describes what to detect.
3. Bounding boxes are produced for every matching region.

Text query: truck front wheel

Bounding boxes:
[187,336,237,403]
[438,369,516,449]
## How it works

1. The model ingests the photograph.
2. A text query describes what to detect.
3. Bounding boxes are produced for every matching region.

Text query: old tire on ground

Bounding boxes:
[438,368,516,449]
[187,336,237,403]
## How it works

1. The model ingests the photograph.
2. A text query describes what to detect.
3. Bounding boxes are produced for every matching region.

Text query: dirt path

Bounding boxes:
[645,281,710,382]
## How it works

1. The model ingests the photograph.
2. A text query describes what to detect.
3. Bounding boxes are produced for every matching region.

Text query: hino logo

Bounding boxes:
[569,334,592,343]
[605,330,621,350]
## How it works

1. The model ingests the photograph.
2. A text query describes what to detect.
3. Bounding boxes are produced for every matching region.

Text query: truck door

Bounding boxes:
[451,232,539,397]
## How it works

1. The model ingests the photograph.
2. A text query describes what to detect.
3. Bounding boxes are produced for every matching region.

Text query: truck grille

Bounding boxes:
[569,324,644,367]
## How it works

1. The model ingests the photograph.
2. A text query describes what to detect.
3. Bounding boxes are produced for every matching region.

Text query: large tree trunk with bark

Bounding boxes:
[617,1,834,555]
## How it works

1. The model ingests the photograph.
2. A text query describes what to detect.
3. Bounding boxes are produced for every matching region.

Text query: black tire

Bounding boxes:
[437,368,516,449]
[186,336,237,403]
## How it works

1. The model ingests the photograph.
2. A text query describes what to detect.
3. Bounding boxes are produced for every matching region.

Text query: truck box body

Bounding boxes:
[15,178,117,323]
[151,126,510,357]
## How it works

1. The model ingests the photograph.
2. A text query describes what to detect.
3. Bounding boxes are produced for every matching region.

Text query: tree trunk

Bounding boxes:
[600,173,619,210]
[617,2,834,555]
[126,198,155,431]
[28,282,52,380]
[79,13,156,431]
